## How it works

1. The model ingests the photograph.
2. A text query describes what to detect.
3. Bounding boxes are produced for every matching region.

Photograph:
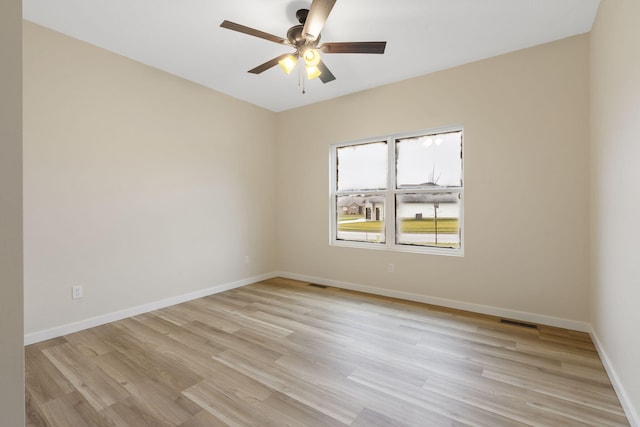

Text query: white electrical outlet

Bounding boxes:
[388,263,394,273]
[72,285,83,299]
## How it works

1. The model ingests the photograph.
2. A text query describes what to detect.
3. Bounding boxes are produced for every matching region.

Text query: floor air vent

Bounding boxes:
[499,319,539,329]
[308,283,329,289]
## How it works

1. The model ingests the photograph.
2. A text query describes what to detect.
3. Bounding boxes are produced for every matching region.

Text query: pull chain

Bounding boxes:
[299,64,306,94]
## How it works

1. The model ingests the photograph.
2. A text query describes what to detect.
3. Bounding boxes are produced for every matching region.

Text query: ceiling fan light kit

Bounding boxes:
[220,0,386,90]
[278,54,298,75]
[306,65,322,80]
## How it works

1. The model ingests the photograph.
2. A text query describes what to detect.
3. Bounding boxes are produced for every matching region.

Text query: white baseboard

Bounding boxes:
[24,272,277,345]
[25,270,590,341]
[276,271,591,332]
[590,328,640,427]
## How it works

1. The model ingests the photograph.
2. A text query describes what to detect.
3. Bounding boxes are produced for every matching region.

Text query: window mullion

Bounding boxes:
[386,137,396,247]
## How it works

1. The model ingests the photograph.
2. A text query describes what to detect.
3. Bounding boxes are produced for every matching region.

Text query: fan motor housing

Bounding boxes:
[287,9,321,49]
[286,25,306,45]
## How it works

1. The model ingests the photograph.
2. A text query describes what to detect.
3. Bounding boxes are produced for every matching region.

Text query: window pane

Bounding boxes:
[336,195,385,243]
[396,131,462,188]
[337,141,387,191]
[396,192,460,248]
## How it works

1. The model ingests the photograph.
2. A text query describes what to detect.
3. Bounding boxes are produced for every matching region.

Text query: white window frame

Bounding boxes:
[329,126,464,256]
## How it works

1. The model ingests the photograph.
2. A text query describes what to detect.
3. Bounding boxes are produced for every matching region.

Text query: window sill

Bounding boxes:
[330,239,464,257]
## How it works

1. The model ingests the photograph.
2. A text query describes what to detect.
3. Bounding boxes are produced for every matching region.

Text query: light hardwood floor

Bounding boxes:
[25,277,629,426]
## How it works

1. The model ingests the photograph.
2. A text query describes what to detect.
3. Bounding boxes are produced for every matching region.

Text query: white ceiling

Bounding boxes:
[23,0,600,112]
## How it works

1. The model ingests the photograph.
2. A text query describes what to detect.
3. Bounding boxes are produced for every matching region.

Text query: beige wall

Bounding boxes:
[590,0,640,422]
[276,35,591,325]
[23,22,277,335]
[0,0,24,425]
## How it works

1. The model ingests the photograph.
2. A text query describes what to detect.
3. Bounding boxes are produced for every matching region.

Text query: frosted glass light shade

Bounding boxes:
[278,55,297,74]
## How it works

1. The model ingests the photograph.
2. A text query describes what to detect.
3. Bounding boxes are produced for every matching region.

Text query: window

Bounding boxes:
[330,127,463,255]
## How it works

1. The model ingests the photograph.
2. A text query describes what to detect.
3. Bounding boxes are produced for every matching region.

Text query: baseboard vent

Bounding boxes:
[308,283,329,289]
[500,318,539,329]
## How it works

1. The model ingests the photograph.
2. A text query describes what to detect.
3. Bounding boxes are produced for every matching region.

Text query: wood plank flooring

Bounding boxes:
[25,277,630,426]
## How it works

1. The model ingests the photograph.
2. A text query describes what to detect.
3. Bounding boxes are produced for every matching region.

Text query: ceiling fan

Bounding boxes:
[220,0,387,85]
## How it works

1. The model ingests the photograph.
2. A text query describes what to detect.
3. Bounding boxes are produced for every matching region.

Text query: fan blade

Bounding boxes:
[320,41,387,54]
[248,53,292,74]
[220,20,287,45]
[302,0,336,41]
[318,60,336,83]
